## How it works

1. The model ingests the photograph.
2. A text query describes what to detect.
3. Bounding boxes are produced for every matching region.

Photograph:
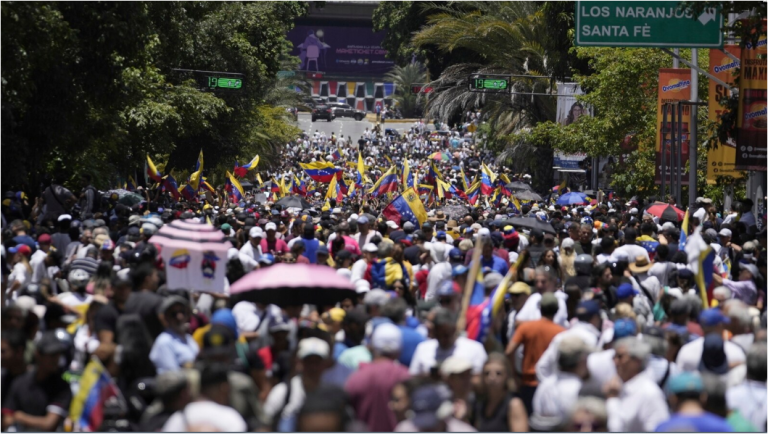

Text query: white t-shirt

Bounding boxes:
[612,244,650,263]
[232,301,264,334]
[8,262,31,296]
[409,337,488,376]
[675,336,746,372]
[58,291,92,308]
[30,249,48,284]
[263,375,306,425]
[162,400,247,432]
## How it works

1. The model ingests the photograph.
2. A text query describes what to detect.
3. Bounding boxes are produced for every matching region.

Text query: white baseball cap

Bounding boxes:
[362,243,379,253]
[371,323,402,354]
[249,227,264,238]
[386,220,399,229]
[265,222,277,231]
[440,356,473,376]
[297,337,330,359]
[718,228,732,237]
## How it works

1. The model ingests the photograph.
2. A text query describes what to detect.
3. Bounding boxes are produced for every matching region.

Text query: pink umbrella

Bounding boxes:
[230,263,357,306]
[149,220,232,293]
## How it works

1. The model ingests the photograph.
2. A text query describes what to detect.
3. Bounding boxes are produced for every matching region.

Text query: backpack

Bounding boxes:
[87,186,103,213]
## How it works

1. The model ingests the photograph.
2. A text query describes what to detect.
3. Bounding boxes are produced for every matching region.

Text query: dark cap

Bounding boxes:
[669,299,690,316]
[202,324,237,358]
[316,245,329,256]
[158,295,188,316]
[699,333,729,374]
[343,306,369,325]
[36,330,67,355]
[336,249,352,261]
[576,300,600,318]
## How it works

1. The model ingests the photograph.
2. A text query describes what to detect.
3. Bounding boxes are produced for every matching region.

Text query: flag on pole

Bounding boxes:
[684,226,714,307]
[369,166,399,197]
[126,175,138,191]
[234,155,259,178]
[146,155,162,182]
[69,358,122,432]
[402,159,414,189]
[189,150,204,191]
[300,161,343,183]
[227,171,245,202]
[481,163,496,195]
[382,188,428,229]
[460,167,470,191]
[679,210,690,249]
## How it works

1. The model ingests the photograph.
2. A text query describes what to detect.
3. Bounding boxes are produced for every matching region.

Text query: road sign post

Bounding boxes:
[575,2,723,48]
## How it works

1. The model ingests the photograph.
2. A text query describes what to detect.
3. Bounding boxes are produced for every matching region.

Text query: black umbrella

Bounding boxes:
[274,195,312,209]
[239,181,253,191]
[513,190,543,201]
[505,181,532,192]
[502,217,557,234]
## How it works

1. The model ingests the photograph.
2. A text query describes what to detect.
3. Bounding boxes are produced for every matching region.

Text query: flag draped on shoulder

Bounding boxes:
[70,358,122,432]
[382,188,428,229]
[300,161,342,183]
[369,166,399,197]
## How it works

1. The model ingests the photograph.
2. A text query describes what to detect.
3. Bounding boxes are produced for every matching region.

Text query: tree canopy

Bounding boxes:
[2,1,307,191]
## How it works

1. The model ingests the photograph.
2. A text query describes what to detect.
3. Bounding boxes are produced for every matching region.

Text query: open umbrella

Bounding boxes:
[502,217,557,234]
[274,195,312,210]
[429,151,451,162]
[239,181,253,191]
[645,202,685,221]
[230,264,357,307]
[513,190,543,201]
[117,192,144,206]
[505,181,532,192]
[556,192,590,206]
[148,220,232,293]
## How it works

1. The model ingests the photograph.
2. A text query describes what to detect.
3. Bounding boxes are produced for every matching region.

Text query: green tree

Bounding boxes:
[385,62,427,117]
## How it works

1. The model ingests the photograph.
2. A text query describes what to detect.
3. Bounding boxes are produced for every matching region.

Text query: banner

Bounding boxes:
[555,83,594,170]
[707,45,743,183]
[655,69,692,185]
[287,25,395,75]
[735,21,767,171]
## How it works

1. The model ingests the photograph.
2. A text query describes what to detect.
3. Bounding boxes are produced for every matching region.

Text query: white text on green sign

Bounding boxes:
[576,1,723,48]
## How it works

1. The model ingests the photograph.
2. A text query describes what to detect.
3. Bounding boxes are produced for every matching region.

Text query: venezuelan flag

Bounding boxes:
[637,234,660,261]
[418,184,434,196]
[227,171,245,202]
[355,152,366,189]
[180,182,197,201]
[460,167,470,191]
[481,163,496,195]
[162,174,181,200]
[146,155,162,182]
[69,358,121,432]
[369,166,399,197]
[684,227,715,307]
[293,175,307,196]
[466,181,482,206]
[234,155,259,178]
[127,175,137,191]
[508,195,522,214]
[679,209,689,249]
[270,178,280,194]
[300,161,343,183]
[402,159,414,189]
[497,174,513,197]
[426,161,443,185]
[382,188,428,229]
[189,150,204,191]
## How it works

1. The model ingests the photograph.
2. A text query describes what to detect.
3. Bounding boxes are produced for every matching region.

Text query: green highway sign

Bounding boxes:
[469,76,510,93]
[576,1,723,48]
[208,76,243,90]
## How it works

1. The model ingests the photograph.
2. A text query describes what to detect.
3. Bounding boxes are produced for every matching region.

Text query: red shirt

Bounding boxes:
[260,238,288,255]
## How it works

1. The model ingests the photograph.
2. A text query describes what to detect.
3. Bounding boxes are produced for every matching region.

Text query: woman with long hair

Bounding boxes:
[540,249,562,287]
[473,353,529,432]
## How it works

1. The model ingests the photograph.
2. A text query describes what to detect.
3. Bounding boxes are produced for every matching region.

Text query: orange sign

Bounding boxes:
[655,69,692,185]
[706,46,742,183]
[736,21,767,171]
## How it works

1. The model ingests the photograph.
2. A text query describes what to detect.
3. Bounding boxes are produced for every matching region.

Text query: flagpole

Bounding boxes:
[457,236,484,333]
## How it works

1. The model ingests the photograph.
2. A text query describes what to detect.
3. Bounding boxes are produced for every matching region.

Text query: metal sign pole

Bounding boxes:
[677,102,684,206]
[661,103,668,198]
[688,48,699,208]
[670,102,677,204]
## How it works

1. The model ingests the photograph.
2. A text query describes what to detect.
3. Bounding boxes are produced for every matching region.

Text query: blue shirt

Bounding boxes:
[656,412,734,432]
[149,330,199,374]
[302,238,320,263]
[480,254,509,276]
[398,325,425,367]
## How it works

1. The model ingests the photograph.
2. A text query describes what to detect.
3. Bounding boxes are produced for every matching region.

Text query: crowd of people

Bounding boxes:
[1,118,767,433]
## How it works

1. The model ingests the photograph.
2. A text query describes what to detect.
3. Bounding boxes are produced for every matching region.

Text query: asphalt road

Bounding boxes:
[295,113,430,141]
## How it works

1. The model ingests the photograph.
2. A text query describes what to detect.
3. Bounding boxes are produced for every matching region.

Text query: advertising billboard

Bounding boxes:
[655,69,692,185]
[706,45,742,183]
[286,25,395,75]
[735,21,767,171]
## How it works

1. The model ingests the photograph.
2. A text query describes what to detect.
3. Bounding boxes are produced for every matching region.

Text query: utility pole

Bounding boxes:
[688,49,698,208]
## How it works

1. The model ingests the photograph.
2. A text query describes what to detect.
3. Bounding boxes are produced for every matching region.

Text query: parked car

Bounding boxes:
[328,103,366,121]
[312,105,334,122]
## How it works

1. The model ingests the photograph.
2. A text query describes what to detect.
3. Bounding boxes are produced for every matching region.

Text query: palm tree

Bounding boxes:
[385,62,427,118]
[411,2,559,191]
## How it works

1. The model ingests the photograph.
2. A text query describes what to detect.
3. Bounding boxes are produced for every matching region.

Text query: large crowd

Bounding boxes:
[1,118,766,432]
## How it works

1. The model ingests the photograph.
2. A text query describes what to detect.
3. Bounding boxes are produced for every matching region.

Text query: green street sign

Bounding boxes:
[208,76,243,90]
[576,1,723,48]
[468,75,511,93]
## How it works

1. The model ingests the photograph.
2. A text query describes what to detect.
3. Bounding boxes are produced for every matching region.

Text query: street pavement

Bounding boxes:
[296,113,431,141]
